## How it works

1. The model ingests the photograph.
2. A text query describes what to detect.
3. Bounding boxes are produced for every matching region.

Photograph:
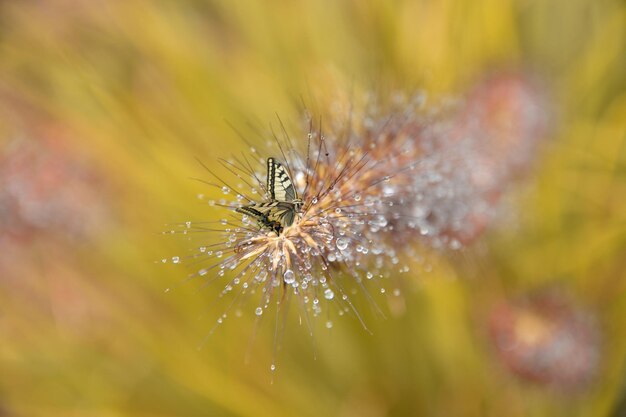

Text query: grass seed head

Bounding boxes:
[176,74,550,331]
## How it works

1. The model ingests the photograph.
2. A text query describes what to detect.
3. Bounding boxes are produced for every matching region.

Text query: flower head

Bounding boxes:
[169,73,550,335]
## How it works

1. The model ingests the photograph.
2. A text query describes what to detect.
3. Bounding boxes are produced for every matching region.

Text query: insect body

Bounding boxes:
[236,204,285,235]
[236,157,302,235]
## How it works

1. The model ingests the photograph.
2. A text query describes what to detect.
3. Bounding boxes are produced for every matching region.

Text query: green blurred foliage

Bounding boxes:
[0,1,624,416]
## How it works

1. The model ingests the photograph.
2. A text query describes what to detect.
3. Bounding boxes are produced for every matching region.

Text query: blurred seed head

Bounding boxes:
[409,72,550,246]
[0,133,111,245]
[488,289,601,391]
[0,130,115,333]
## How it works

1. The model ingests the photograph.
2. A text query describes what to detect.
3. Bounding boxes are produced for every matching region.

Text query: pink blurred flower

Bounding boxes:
[0,132,110,243]
[489,289,601,391]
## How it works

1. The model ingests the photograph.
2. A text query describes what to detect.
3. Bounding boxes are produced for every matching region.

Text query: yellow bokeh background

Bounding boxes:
[0,1,625,416]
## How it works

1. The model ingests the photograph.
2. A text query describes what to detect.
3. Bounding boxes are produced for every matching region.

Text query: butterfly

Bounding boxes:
[236,157,302,234]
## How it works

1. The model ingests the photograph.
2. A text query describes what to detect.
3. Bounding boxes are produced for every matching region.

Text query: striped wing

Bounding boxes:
[246,201,298,228]
[267,157,297,202]
[235,205,268,220]
[236,205,283,234]
[268,202,297,227]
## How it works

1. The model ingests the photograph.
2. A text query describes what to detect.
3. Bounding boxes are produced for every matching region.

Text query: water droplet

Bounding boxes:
[449,239,462,250]
[326,320,333,329]
[255,307,263,316]
[336,238,348,250]
[171,256,180,264]
[221,186,230,194]
[164,288,171,293]
[312,197,318,204]
[283,269,295,284]
[270,363,276,371]
[324,288,335,300]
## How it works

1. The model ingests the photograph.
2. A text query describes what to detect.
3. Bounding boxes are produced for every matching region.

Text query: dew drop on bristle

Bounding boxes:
[284,269,295,285]
[336,238,348,250]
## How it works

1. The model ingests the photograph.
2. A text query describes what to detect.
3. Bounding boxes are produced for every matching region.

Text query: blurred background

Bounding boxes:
[0,0,625,416]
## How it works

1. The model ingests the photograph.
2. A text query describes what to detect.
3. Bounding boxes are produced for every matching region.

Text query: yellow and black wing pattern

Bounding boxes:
[235,204,284,235]
[236,157,302,235]
[267,157,297,202]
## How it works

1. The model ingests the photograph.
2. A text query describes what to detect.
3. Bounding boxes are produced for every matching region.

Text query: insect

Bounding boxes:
[236,157,303,234]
